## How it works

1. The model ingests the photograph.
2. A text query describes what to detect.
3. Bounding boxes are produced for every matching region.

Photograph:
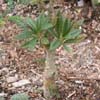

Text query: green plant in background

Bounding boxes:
[9,11,85,99]
[4,0,42,15]
[91,0,100,8]
[0,97,5,100]
[17,0,39,4]
[18,0,48,4]
[0,18,5,27]
[5,0,15,12]
[11,93,29,100]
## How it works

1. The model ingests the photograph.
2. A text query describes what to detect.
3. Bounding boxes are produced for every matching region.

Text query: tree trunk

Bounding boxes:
[43,50,59,99]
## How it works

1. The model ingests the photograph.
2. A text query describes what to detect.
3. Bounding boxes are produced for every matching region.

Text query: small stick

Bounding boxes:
[67,91,76,98]
[66,76,100,81]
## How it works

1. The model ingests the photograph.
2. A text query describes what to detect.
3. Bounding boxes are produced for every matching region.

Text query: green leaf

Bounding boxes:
[55,12,64,37]
[22,38,37,49]
[65,34,86,43]
[75,34,87,43]
[65,29,81,40]
[63,44,72,52]
[48,29,58,38]
[25,17,37,33]
[18,0,31,4]
[36,13,53,31]
[15,31,33,40]
[65,39,79,43]
[7,0,15,11]
[31,0,39,4]
[9,16,22,23]
[41,37,49,45]
[40,14,53,30]
[0,18,5,27]
[50,39,61,51]
[41,23,53,31]
[11,93,29,100]
[9,16,26,29]
[62,19,71,36]
[54,12,72,40]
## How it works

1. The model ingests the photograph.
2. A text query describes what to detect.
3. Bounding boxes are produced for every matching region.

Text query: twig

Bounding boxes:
[67,91,76,98]
[66,76,100,81]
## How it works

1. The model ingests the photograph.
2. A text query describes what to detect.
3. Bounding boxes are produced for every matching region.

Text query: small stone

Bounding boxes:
[34,80,43,87]
[92,20,98,29]
[0,93,7,97]
[7,76,18,83]
[1,68,9,74]
[9,70,17,75]
[44,11,49,15]
[75,80,83,84]
[56,80,65,85]
[77,0,84,7]
[2,4,7,11]
[7,14,12,17]
[12,79,31,88]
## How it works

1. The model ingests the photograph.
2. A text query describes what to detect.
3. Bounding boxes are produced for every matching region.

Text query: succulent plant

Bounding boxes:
[11,93,29,100]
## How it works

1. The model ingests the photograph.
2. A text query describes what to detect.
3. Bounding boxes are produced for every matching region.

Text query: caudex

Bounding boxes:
[9,0,86,99]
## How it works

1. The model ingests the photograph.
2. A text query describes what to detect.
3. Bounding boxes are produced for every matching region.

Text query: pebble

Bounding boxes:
[0,93,7,97]
[77,0,84,7]
[12,79,31,88]
[95,24,100,31]
[75,80,84,84]
[1,68,9,76]
[7,76,18,83]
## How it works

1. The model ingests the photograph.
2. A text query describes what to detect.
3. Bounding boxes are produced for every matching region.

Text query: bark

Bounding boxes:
[43,50,59,99]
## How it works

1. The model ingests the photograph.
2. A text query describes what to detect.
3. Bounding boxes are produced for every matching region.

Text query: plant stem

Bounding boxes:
[43,49,59,99]
[91,0,98,8]
[37,0,45,12]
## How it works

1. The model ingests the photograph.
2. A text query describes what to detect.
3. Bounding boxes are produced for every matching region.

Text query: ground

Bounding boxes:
[0,1,100,100]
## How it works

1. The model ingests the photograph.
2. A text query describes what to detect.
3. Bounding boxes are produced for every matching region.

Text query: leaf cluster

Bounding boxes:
[11,93,29,100]
[9,12,85,52]
[9,0,48,5]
